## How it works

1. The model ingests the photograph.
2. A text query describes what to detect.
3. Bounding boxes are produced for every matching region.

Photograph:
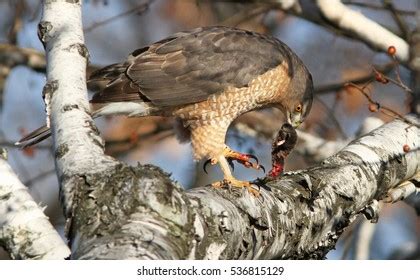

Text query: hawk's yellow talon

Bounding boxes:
[210,177,260,197]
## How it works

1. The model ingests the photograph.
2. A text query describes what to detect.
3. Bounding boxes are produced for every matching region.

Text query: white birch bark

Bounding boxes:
[68,116,419,259]
[316,0,409,62]
[0,149,70,259]
[38,0,118,254]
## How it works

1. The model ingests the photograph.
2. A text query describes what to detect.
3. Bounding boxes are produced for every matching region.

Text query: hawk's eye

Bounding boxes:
[295,104,302,112]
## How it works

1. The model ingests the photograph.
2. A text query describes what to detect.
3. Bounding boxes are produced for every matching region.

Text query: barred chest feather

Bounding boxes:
[170,63,291,160]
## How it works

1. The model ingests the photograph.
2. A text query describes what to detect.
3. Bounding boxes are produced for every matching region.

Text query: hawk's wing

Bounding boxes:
[90,26,294,107]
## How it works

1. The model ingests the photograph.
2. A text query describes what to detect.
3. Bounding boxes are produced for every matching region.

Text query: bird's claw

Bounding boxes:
[236,158,265,173]
[246,154,259,165]
[203,159,211,174]
[210,178,260,197]
[238,159,265,173]
[227,159,235,171]
[203,158,219,174]
[225,150,265,173]
[204,151,265,174]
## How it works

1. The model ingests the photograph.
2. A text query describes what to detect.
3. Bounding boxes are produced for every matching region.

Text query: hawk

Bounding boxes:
[18,26,313,195]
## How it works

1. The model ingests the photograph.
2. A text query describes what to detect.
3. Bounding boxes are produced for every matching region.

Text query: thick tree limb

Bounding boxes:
[38,0,118,253]
[0,149,70,259]
[316,0,409,62]
[210,0,408,63]
[66,116,418,259]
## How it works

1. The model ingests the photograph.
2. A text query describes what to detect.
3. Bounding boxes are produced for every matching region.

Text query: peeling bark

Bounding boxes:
[0,149,70,259]
[68,116,419,259]
[39,0,118,254]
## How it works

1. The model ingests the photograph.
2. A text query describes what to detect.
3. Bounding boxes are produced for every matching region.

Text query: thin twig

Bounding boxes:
[7,0,25,44]
[346,82,420,128]
[373,67,413,94]
[342,0,416,16]
[84,0,154,33]
[315,64,394,95]
[315,96,347,139]
[221,4,273,27]
[0,141,51,149]
[382,0,410,40]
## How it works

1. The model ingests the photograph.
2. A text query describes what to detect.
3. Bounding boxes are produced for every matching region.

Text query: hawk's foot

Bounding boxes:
[223,147,265,172]
[204,147,265,173]
[210,177,260,197]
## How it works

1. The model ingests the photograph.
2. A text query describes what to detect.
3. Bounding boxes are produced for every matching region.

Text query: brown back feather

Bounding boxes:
[90,26,299,107]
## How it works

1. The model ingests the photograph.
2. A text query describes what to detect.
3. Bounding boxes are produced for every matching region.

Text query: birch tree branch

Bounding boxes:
[38,0,118,252]
[0,149,70,259]
[316,0,409,62]
[0,43,46,72]
[66,116,418,259]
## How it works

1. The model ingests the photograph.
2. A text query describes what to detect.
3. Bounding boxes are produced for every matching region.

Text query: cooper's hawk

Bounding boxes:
[18,26,313,195]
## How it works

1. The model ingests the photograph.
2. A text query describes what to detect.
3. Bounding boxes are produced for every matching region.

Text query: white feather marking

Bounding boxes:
[93,102,150,117]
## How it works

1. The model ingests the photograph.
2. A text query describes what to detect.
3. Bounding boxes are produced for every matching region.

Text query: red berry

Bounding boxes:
[403,144,410,153]
[368,103,378,112]
[375,72,389,84]
[387,46,396,56]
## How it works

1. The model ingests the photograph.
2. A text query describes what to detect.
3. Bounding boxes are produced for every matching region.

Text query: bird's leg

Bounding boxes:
[210,155,260,196]
[203,146,265,173]
[222,146,265,172]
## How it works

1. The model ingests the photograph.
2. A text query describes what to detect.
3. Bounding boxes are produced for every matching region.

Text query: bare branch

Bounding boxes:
[355,215,377,260]
[342,0,416,16]
[316,0,409,62]
[0,149,70,259]
[296,116,384,162]
[0,43,46,72]
[409,11,420,115]
[382,0,410,40]
[346,83,418,128]
[315,63,394,95]
[83,0,154,33]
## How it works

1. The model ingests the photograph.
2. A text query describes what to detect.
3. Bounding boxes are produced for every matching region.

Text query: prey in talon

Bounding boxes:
[203,146,265,197]
[268,123,298,178]
[203,147,265,174]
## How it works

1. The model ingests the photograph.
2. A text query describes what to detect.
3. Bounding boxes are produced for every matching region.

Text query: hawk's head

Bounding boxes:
[280,65,313,128]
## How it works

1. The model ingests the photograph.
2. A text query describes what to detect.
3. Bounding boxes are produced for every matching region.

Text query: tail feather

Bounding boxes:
[15,125,51,148]
[16,62,154,149]
[88,62,127,82]
[15,101,155,148]
[92,101,154,118]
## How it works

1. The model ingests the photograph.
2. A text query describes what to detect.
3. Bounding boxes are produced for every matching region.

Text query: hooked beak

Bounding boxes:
[287,113,302,128]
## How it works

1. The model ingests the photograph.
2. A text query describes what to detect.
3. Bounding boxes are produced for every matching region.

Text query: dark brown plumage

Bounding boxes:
[89,26,296,107]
